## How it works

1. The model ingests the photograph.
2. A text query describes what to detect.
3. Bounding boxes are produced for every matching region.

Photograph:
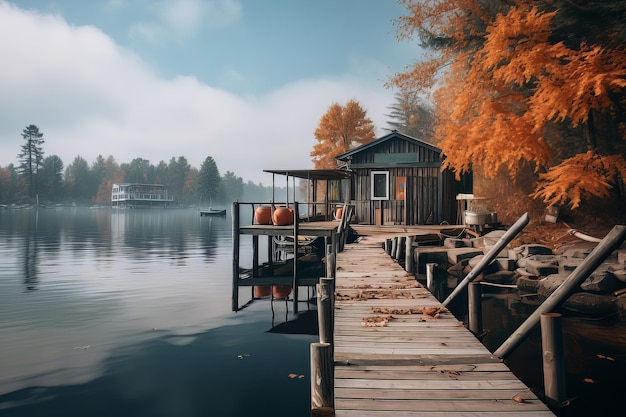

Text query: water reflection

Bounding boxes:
[450,289,626,417]
[0,304,316,417]
[0,208,242,401]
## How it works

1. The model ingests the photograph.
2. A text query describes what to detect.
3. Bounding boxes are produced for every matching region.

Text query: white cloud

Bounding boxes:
[0,2,394,184]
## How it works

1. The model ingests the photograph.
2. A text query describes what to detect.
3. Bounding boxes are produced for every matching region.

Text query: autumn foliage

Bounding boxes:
[392,0,626,210]
[311,100,376,169]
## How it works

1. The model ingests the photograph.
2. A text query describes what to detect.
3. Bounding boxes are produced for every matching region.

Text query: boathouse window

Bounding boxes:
[371,171,389,200]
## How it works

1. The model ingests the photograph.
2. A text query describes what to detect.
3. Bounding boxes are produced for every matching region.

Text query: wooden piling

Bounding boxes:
[469,282,483,335]
[541,313,566,407]
[311,342,333,409]
[405,235,414,273]
[231,202,240,311]
[317,280,333,344]
[326,244,336,280]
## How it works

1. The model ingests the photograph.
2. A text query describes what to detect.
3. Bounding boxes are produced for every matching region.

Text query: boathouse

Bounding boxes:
[111,183,174,208]
[336,131,472,225]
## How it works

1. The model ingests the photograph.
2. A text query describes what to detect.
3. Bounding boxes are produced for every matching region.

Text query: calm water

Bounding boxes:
[2,208,624,416]
[0,208,317,417]
[448,288,626,417]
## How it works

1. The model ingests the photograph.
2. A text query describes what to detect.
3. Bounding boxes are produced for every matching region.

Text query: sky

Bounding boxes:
[0,0,422,184]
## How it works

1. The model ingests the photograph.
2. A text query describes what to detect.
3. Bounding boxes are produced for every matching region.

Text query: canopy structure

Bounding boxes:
[263,169,353,220]
[263,169,353,181]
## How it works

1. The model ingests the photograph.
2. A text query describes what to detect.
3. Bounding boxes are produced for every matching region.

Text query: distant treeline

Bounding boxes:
[0,153,283,207]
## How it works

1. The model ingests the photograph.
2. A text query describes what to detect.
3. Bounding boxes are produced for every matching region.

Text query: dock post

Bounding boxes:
[231,202,240,311]
[426,263,436,293]
[405,236,414,273]
[396,236,406,262]
[494,224,626,359]
[293,201,299,313]
[326,244,336,279]
[317,279,333,344]
[426,262,446,301]
[468,282,483,336]
[442,212,529,307]
[311,342,333,410]
[384,238,392,255]
[541,313,566,407]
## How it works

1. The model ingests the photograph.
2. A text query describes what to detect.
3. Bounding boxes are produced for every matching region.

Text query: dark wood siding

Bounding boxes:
[340,133,469,225]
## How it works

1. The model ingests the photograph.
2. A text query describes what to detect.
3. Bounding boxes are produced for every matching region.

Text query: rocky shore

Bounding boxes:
[432,230,626,318]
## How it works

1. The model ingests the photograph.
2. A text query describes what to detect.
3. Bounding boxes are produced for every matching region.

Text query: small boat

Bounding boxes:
[200,208,226,216]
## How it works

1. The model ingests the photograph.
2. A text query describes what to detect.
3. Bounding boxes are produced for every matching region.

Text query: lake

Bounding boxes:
[1,208,624,416]
[0,207,318,417]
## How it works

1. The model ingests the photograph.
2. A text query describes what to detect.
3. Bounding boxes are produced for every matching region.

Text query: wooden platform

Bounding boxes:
[332,232,554,416]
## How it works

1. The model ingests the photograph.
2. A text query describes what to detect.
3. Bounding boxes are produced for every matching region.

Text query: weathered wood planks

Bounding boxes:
[332,232,554,416]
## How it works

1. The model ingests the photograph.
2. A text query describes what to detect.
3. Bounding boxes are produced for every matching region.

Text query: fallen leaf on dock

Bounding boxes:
[583,378,595,384]
[596,354,615,361]
[361,315,393,327]
[288,373,305,379]
[512,395,526,403]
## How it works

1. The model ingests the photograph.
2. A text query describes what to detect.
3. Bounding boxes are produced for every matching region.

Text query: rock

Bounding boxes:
[483,270,519,284]
[521,254,559,276]
[580,269,619,293]
[516,267,539,278]
[517,276,541,292]
[494,257,516,271]
[444,238,466,248]
[516,244,554,257]
[563,292,618,316]
[413,247,449,274]
[468,254,501,275]
[611,268,626,283]
[481,230,506,247]
[555,241,597,257]
[537,274,569,298]
[447,248,484,265]
[559,257,583,273]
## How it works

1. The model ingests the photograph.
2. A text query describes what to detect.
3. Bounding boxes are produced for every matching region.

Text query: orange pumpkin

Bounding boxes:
[254,206,272,224]
[272,207,294,225]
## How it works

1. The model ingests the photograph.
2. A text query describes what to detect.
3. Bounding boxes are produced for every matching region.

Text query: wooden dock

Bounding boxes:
[331,231,555,416]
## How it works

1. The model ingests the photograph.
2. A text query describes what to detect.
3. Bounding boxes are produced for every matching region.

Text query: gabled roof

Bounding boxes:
[336,130,441,161]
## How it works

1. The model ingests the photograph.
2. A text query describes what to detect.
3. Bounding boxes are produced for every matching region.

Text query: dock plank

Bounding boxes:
[331,232,554,416]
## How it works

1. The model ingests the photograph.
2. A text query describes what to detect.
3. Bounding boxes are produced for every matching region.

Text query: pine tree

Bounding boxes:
[17,124,45,200]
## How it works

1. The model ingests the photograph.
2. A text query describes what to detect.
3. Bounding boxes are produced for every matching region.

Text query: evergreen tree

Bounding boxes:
[17,125,45,200]
[195,156,221,206]
[38,155,64,202]
[386,89,435,141]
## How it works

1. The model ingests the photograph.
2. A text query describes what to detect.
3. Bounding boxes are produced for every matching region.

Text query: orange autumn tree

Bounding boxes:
[310,99,376,169]
[391,0,626,209]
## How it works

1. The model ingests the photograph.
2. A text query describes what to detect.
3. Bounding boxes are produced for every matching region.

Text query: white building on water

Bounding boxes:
[111,183,174,208]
